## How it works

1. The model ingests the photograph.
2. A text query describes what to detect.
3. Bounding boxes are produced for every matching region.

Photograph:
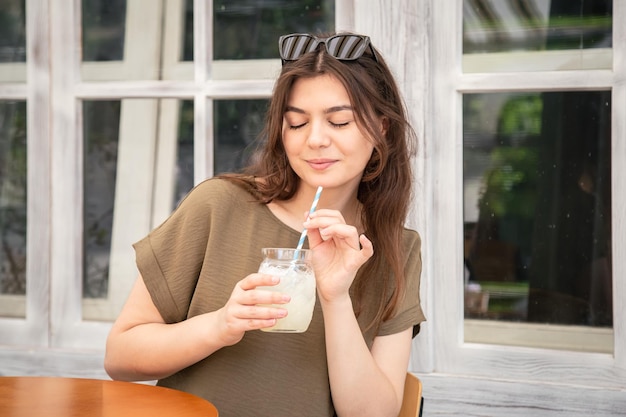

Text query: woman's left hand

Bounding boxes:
[303,209,374,302]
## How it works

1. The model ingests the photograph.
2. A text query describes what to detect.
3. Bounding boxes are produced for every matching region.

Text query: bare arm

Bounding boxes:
[104,272,290,381]
[305,209,412,417]
[323,297,412,417]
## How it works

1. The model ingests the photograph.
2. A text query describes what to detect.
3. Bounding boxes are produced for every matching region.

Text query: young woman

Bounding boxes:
[105,32,425,417]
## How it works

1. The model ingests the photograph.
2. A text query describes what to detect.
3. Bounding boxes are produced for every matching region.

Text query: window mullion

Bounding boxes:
[611,0,626,367]
[24,0,52,346]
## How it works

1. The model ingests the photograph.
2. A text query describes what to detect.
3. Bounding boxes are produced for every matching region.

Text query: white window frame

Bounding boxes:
[417,0,626,388]
[0,0,49,347]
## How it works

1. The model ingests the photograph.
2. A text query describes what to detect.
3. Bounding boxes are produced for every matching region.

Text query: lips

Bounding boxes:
[307,159,337,170]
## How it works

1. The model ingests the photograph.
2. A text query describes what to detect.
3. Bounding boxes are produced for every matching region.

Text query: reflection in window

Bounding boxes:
[82,0,126,61]
[463,0,612,54]
[182,0,194,61]
[83,101,120,298]
[174,100,194,209]
[213,0,335,60]
[214,100,268,174]
[463,91,612,328]
[0,101,27,296]
[82,100,194,298]
[0,0,26,63]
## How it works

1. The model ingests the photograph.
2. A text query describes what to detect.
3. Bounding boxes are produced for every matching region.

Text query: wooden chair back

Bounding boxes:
[398,372,423,417]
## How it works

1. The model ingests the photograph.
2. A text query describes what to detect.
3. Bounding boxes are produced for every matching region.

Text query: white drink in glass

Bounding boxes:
[257,248,316,333]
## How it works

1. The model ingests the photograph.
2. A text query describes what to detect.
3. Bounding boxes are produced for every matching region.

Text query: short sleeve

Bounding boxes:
[377,230,426,336]
[133,179,230,323]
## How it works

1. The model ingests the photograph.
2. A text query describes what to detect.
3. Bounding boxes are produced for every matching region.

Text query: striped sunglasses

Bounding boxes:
[278,33,378,65]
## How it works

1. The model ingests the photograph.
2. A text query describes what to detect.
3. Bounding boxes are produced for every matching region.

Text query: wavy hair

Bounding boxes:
[220,32,417,327]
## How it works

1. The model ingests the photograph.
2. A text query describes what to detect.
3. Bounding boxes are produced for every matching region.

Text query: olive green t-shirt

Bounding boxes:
[133,178,425,417]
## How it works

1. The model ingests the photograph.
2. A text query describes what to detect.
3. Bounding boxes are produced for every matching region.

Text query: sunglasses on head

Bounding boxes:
[278,33,378,65]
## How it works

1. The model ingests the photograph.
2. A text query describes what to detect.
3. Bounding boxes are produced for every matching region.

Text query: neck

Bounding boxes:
[267,185,363,233]
[295,186,362,229]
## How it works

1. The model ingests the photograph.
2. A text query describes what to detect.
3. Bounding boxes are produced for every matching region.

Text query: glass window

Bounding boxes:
[83,100,121,299]
[0,0,26,63]
[82,0,126,62]
[82,99,194,315]
[173,100,194,208]
[0,101,27,317]
[463,0,613,72]
[81,0,193,81]
[463,91,612,351]
[0,0,26,83]
[181,0,193,62]
[214,99,268,174]
[213,0,335,60]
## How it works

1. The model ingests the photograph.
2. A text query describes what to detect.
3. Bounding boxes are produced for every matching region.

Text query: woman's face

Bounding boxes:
[282,74,376,194]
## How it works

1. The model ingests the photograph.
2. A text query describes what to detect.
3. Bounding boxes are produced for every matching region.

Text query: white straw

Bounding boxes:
[295,186,323,254]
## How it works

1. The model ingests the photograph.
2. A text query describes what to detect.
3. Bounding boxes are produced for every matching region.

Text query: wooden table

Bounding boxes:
[0,376,218,416]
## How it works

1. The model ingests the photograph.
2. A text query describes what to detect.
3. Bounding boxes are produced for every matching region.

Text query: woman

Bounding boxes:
[105,32,425,417]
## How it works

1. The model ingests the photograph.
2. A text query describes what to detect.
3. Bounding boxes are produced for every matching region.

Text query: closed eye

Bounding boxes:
[289,122,307,130]
[330,121,350,128]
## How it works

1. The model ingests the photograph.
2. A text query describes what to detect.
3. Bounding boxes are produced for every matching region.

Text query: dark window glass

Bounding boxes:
[463,91,612,328]
[83,101,120,298]
[463,0,612,54]
[213,0,335,60]
[82,100,195,297]
[0,0,26,63]
[82,0,127,61]
[0,101,27,296]
[214,100,268,174]
[174,100,194,208]
[182,0,194,61]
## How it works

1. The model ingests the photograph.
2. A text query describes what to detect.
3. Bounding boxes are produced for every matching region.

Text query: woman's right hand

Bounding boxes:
[105,273,289,381]
[216,273,291,346]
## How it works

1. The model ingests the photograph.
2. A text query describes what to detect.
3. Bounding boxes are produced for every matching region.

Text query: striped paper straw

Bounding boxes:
[294,186,323,255]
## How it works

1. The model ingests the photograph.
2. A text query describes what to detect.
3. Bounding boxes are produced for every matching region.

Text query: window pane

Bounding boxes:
[213,0,335,60]
[0,0,26,63]
[181,0,193,62]
[463,0,612,54]
[0,0,26,84]
[463,92,612,332]
[463,0,612,72]
[173,100,194,209]
[0,101,27,305]
[83,101,120,298]
[82,0,126,62]
[82,99,194,305]
[214,99,268,174]
[81,0,192,81]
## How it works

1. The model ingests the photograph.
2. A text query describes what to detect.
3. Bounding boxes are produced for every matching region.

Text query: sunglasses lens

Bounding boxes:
[279,35,319,61]
[325,35,369,60]
[278,34,374,63]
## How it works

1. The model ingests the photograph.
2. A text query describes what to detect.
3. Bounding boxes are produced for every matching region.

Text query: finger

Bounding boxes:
[359,234,374,259]
[317,223,362,248]
[306,210,346,226]
[246,289,291,305]
[228,318,279,333]
[238,273,280,291]
[238,305,288,320]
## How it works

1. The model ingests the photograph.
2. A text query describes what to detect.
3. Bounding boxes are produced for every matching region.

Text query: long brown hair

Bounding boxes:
[220,32,417,326]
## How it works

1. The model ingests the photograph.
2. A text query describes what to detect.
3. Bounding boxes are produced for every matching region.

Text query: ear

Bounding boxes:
[379,116,389,136]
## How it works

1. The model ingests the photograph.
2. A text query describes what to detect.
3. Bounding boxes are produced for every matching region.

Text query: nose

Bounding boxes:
[306,120,331,148]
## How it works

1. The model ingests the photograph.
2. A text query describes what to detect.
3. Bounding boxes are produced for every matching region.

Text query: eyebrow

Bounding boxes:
[285,105,353,114]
